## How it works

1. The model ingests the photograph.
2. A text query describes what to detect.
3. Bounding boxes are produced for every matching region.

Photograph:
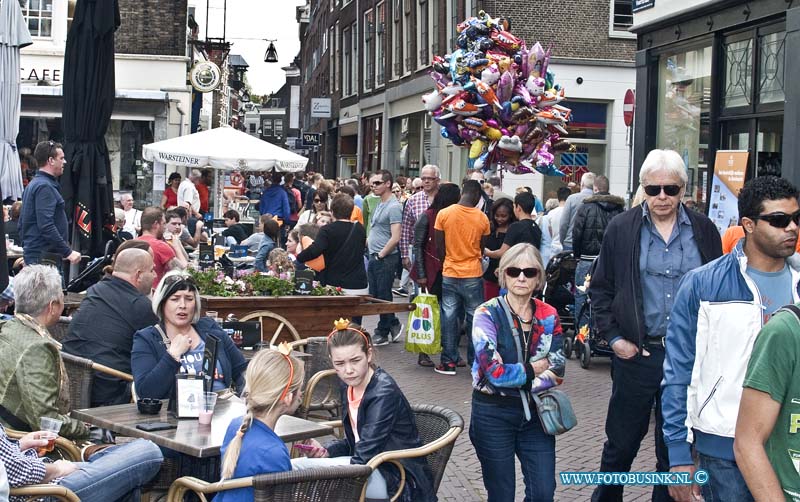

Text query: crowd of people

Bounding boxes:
[2,139,800,501]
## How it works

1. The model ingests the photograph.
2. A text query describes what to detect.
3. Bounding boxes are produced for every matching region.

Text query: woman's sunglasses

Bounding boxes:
[314,199,323,203]
[505,267,539,279]
[643,184,682,197]
[748,210,800,228]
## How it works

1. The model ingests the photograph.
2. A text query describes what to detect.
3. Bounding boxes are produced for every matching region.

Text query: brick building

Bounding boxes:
[298,0,637,199]
[18,0,192,207]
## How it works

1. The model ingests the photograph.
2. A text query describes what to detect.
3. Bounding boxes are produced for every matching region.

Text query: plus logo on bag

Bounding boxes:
[405,292,442,355]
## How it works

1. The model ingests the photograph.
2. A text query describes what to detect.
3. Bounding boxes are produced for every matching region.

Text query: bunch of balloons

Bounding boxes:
[422,11,574,175]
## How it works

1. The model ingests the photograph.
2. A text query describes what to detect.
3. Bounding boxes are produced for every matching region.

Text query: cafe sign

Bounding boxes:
[19,67,62,82]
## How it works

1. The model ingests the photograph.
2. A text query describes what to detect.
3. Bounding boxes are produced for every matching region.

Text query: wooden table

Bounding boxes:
[71,398,333,458]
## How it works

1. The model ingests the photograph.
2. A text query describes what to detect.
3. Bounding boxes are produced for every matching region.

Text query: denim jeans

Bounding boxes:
[574,258,593,331]
[368,253,401,336]
[591,347,671,502]
[470,399,556,502]
[441,276,483,366]
[697,453,754,502]
[59,438,163,502]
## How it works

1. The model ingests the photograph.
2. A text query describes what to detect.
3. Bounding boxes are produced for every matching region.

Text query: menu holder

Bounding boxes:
[198,244,214,269]
[294,269,315,295]
[202,333,219,393]
[174,374,204,418]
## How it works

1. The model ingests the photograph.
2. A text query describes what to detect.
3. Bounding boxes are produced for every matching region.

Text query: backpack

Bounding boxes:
[285,186,299,214]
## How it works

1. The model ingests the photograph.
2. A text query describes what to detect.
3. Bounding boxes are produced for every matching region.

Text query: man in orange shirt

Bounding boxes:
[434,180,490,375]
[722,225,800,254]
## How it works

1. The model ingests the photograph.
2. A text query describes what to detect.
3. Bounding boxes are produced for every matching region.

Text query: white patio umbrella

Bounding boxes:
[142,126,308,172]
[0,0,31,201]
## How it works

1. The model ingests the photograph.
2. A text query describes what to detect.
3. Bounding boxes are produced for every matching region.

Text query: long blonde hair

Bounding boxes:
[220,349,304,480]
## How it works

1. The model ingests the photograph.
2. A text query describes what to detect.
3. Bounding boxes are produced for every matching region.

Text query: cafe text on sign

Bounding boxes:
[20,68,62,82]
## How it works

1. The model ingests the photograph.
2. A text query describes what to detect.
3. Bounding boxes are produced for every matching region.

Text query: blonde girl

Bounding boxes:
[217,348,304,502]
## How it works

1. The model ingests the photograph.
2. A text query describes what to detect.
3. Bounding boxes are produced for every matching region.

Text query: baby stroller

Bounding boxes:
[542,251,578,356]
[573,260,614,369]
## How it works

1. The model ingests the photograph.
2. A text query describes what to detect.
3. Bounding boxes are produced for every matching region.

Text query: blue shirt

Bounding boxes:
[747,264,793,323]
[639,204,702,338]
[217,416,291,502]
[254,235,276,272]
[259,185,290,221]
[19,172,71,262]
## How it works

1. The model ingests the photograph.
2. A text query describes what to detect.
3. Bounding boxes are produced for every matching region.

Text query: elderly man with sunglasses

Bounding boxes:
[660,175,800,502]
[589,149,722,502]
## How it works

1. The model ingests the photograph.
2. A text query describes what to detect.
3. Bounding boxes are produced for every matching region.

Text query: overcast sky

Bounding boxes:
[192,0,304,97]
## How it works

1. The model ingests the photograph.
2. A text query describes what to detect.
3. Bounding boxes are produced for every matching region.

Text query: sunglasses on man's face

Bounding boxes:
[371,181,385,187]
[505,267,539,279]
[644,184,682,197]
[748,210,800,228]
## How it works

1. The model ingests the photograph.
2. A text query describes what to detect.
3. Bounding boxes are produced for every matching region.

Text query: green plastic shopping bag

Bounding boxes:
[405,290,441,355]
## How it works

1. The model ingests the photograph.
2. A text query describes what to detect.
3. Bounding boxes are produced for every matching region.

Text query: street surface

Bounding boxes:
[360,301,657,501]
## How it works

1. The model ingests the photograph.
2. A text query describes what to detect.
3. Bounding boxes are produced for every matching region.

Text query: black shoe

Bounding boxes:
[392,288,409,297]
[434,363,456,375]
[418,354,434,367]
[390,323,403,342]
[372,334,389,346]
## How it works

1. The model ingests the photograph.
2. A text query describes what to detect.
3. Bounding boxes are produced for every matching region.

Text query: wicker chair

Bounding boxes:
[363,404,464,501]
[166,464,374,502]
[290,338,341,421]
[9,484,80,501]
[60,351,134,410]
[48,316,73,343]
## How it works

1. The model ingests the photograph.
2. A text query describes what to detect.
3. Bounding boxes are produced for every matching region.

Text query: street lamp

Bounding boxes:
[264,39,278,63]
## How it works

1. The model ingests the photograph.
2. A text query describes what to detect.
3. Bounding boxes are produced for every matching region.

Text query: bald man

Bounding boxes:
[63,248,159,406]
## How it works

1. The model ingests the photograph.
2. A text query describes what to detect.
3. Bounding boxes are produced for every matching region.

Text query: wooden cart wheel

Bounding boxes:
[239,310,302,346]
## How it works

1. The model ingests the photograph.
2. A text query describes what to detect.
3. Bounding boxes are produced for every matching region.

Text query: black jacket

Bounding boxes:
[296,220,368,289]
[572,193,625,258]
[589,204,722,348]
[62,276,158,406]
[325,367,436,502]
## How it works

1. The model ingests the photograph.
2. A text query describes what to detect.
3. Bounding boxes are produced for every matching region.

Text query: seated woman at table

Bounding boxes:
[293,320,436,502]
[131,271,247,399]
[254,217,280,273]
[0,265,89,439]
[217,346,304,502]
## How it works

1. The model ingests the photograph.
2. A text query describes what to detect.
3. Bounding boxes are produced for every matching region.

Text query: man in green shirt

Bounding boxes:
[736,306,800,501]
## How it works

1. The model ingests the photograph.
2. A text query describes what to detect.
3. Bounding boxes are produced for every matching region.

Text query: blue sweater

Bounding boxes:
[216,416,291,502]
[131,317,247,399]
[259,185,290,221]
[19,172,71,262]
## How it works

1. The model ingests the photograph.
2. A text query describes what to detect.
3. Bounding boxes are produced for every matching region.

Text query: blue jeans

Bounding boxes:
[368,253,401,336]
[441,276,482,366]
[574,258,593,331]
[698,453,754,502]
[59,438,163,502]
[470,399,555,502]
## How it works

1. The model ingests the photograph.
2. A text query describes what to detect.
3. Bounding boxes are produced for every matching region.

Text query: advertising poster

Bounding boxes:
[708,150,749,234]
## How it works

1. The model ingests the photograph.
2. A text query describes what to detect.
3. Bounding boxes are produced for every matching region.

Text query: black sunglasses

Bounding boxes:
[748,210,800,228]
[314,198,323,203]
[371,181,386,186]
[644,184,682,197]
[505,267,539,279]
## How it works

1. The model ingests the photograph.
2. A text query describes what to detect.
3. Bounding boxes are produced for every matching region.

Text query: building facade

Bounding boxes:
[18,0,192,207]
[298,0,637,201]
[631,0,797,213]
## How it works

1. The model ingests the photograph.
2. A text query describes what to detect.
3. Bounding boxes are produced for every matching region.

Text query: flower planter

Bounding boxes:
[200,295,414,343]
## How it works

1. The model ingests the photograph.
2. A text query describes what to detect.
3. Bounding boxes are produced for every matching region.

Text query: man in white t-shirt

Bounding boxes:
[120,193,142,237]
[546,186,571,255]
[178,169,202,218]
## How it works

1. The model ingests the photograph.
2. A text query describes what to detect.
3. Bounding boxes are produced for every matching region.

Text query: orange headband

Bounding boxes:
[275,342,295,402]
[328,318,371,347]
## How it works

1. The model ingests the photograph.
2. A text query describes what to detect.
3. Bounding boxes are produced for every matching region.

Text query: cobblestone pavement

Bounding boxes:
[360,303,659,501]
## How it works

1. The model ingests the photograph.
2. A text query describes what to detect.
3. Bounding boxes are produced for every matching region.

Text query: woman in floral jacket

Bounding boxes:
[470,243,565,502]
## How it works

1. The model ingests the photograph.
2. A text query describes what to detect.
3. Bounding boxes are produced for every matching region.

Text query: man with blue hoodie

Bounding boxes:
[662,176,800,502]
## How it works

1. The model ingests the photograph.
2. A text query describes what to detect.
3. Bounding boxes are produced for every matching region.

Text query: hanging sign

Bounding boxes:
[708,150,749,235]
[190,61,222,93]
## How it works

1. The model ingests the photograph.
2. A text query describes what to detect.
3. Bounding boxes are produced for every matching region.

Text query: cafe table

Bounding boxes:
[71,397,334,458]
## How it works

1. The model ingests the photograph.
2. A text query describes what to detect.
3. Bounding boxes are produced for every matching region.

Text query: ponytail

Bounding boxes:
[220,412,253,480]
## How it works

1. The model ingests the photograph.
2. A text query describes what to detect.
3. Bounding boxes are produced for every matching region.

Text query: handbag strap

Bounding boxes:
[497,296,533,421]
[154,324,171,349]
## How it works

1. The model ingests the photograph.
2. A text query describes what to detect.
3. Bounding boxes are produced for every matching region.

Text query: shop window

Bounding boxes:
[249,123,256,134]
[723,39,752,108]
[656,44,712,205]
[758,31,785,104]
[757,116,782,177]
[23,0,54,38]
[562,101,607,140]
[610,0,634,38]
[544,144,608,203]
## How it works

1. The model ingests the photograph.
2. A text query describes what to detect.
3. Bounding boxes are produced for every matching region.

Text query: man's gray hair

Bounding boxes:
[421,164,441,178]
[14,265,64,316]
[189,169,202,180]
[580,172,596,189]
[639,149,689,186]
